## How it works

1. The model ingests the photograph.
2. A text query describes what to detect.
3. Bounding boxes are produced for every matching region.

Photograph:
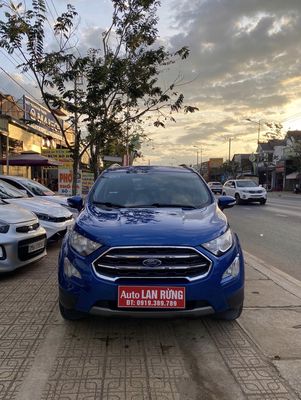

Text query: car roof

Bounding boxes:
[103,165,197,174]
[0,175,27,182]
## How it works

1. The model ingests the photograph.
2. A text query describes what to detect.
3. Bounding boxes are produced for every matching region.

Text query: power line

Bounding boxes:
[0,65,41,104]
[0,49,37,84]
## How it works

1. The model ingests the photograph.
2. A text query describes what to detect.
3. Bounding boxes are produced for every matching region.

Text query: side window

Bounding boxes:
[232,182,236,188]
[2,179,30,195]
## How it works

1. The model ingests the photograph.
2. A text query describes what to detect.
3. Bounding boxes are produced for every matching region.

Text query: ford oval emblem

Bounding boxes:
[142,258,162,267]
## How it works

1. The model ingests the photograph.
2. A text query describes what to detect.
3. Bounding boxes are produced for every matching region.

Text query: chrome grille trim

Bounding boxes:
[92,246,212,282]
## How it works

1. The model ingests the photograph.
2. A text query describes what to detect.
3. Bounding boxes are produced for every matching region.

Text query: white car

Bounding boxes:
[0,179,74,239]
[0,199,47,272]
[0,175,76,215]
[207,181,223,194]
[222,179,267,205]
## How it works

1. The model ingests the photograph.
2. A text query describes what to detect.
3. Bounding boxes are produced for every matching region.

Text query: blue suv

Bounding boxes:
[59,166,244,320]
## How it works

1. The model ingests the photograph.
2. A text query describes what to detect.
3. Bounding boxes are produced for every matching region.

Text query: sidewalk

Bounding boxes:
[1,244,301,400]
[240,252,301,399]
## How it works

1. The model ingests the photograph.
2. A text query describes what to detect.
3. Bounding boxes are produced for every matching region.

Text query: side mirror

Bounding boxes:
[218,196,236,211]
[67,195,83,211]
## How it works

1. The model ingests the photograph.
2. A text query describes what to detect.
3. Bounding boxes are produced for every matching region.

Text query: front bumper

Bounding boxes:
[241,193,267,201]
[58,237,245,317]
[0,228,47,272]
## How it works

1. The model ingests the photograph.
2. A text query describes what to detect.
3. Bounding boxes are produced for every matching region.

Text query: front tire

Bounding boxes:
[235,193,242,205]
[213,305,243,321]
[260,199,266,205]
[59,302,85,321]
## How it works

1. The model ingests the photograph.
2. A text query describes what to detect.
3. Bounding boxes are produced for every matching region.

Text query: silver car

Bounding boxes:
[0,199,47,272]
[0,175,76,215]
[207,181,223,194]
[0,179,74,240]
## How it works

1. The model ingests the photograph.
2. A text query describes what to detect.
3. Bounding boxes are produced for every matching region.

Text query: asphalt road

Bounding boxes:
[223,193,301,281]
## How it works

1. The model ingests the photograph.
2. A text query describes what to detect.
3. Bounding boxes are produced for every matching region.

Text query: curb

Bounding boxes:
[244,250,301,299]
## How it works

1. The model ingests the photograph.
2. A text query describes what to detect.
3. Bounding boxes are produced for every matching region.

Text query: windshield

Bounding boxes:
[236,180,257,187]
[91,170,212,209]
[20,179,55,196]
[0,180,26,199]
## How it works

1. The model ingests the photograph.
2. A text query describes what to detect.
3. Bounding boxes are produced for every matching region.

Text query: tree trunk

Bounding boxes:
[72,135,80,196]
[90,142,101,181]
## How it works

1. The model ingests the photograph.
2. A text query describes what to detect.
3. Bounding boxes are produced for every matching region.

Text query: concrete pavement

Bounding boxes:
[0,243,300,400]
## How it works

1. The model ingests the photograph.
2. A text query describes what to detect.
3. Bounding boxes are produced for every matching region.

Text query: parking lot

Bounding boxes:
[1,242,300,400]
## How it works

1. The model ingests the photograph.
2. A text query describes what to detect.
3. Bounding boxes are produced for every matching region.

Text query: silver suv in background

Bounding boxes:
[222,179,267,204]
[207,181,223,194]
[0,200,46,272]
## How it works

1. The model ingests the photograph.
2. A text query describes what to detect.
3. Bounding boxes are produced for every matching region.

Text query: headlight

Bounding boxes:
[35,213,50,221]
[202,229,233,256]
[0,222,9,233]
[69,230,102,256]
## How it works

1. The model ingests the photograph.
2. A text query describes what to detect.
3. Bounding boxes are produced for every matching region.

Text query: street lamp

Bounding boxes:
[193,145,203,173]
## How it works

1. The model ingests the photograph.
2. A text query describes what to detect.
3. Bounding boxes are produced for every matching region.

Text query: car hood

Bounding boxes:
[42,195,69,206]
[0,202,36,224]
[76,203,228,247]
[238,186,263,190]
[6,197,72,217]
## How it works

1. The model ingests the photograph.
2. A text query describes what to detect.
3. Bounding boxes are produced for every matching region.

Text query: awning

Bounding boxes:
[0,152,62,166]
[286,171,300,180]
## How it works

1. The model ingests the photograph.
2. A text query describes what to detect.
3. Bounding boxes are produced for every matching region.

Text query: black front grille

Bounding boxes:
[93,247,211,279]
[18,234,47,261]
[48,215,73,223]
[16,222,39,233]
[249,190,262,194]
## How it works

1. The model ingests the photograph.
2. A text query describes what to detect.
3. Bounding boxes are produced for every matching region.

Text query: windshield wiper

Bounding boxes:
[92,201,125,209]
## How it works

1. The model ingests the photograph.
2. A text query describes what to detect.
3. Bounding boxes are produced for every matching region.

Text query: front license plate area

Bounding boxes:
[118,286,185,309]
[28,239,45,253]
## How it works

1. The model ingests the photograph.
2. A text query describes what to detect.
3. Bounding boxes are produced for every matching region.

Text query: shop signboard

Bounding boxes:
[82,172,94,195]
[42,148,73,168]
[58,169,82,196]
[23,96,63,138]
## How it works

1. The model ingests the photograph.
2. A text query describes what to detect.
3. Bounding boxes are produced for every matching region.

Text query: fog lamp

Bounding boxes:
[64,258,82,279]
[222,255,240,281]
[0,245,6,260]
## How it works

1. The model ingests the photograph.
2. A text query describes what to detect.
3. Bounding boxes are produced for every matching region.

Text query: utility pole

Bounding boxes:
[228,138,231,162]
[6,131,9,175]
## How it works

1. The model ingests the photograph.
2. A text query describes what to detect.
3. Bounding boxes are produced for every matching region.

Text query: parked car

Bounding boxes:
[222,179,267,204]
[0,175,76,214]
[0,179,74,239]
[0,199,46,272]
[207,181,223,194]
[59,165,244,321]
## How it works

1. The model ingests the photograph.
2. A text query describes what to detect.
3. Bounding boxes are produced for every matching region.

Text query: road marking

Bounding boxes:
[276,214,288,218]
[15,318,66,400]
